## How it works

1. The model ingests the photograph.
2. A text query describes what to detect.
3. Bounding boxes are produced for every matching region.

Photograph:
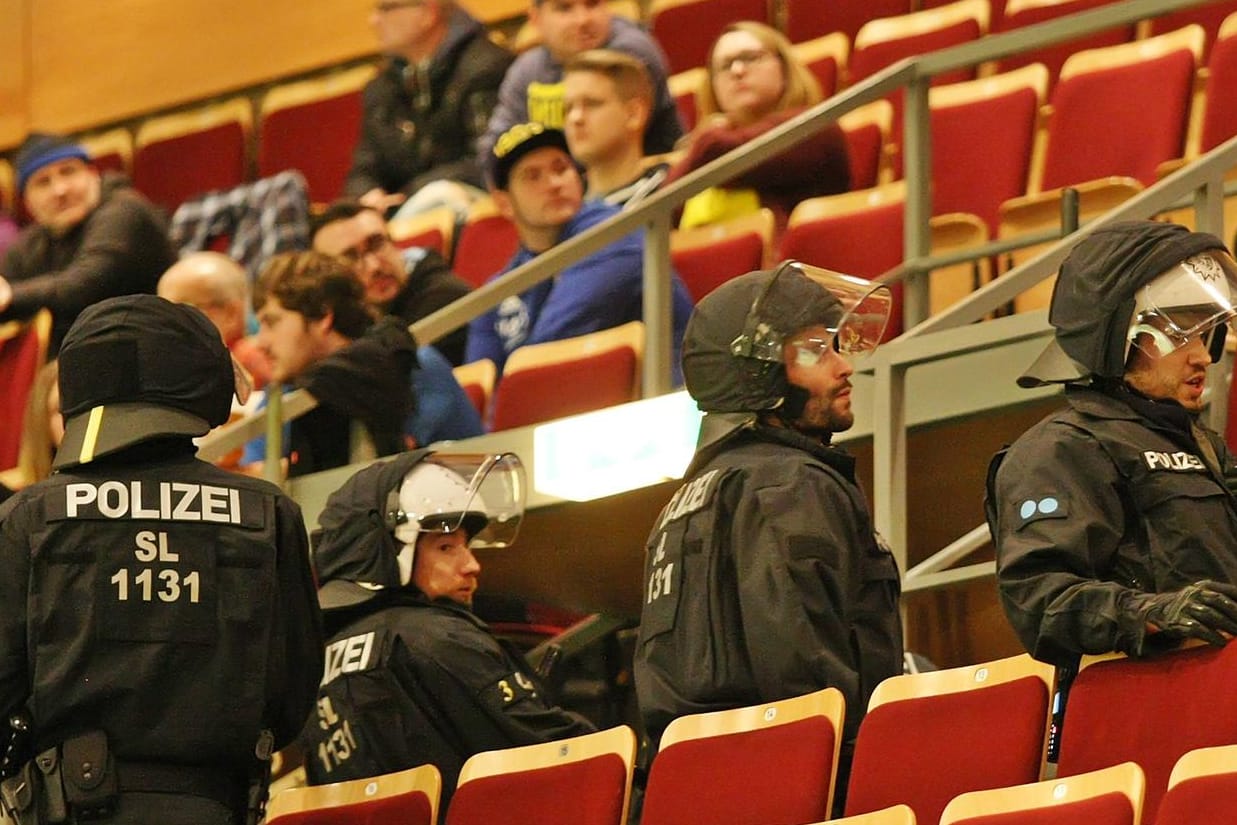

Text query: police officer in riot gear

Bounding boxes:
[633,262,904,815]
[304,449,594,813]
[0,294,323,825]
[987,220,1237,669]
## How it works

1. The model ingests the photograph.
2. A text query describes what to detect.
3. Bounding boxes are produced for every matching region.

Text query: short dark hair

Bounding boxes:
[253,251,375,339]
[309,199,385,242]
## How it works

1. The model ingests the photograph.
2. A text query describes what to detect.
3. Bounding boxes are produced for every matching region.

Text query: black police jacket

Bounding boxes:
[989,386,1237,668]
[0,448,323,773]
[633,422,904,750]
[305,592,594,810]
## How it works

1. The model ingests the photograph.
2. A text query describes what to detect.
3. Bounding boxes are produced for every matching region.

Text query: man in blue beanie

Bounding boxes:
[0,132,176,353]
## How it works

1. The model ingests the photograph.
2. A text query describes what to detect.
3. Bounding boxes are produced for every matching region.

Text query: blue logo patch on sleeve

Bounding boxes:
[1016,495,1067,529]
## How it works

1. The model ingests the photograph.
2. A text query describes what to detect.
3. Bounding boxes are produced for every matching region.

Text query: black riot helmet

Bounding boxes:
[1019,220,1237,388]
[681,260,892,415]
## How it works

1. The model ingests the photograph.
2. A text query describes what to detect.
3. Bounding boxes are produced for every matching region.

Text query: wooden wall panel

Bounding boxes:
[0,0,30,151]
[4,0,530,152]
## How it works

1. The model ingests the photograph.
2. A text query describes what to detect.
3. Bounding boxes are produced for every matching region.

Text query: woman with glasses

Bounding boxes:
[665,21,851,235]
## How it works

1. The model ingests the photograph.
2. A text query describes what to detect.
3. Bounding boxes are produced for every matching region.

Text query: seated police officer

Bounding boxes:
[0,294,323,825]
[304,449,594,815]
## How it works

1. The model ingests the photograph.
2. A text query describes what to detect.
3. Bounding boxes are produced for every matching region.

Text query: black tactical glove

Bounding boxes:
[1125,581,1237,656]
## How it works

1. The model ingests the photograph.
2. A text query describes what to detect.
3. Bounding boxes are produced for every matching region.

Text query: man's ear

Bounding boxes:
[492,190,516,222]
[625,98,651,134]
[309,308,336,338]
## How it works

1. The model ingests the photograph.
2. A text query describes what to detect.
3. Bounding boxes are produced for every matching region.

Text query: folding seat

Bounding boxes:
[668,67,706,133]
[923,0,1008,29]
[928,64,1049,234]
[1141,0,1237,59]
[1155,743,1237,825]
[648,0,773,75]
[791,32,850,98]
[1035,27,1203,192]
[489,321,644,432]
[265,763,441,825]
[451,357,497,425]
[1056,640,1237,824]
[784,0,911,46]
[257,64,377,205]
[807,806,916,825]
[997,176,1143,313]
[133,97,252,215]
[926,212,993,315]
[939,762,1144,825]
[843,654,1056,825]
[1197,11,1237,154]
[782,182,907,338]
[445,725,636,825]
[641,687,845,825]
[388,205,457,259]
[837,101,894,190]
[850,0,991,175]
[996,0,1135,90]
[0,309,52,472]
[452,196,519,289]
[850,0,990,88]
[79,127,133,178]
[670,208,774,302]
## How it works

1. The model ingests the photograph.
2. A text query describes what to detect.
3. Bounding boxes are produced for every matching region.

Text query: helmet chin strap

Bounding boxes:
[396,541,415,587]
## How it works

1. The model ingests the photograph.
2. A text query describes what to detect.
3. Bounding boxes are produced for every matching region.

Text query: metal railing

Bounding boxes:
[200,0,1230,590]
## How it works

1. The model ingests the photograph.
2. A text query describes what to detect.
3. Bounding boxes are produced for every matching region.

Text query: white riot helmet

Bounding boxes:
[1126,250,1237,364]
[389,453,525,587]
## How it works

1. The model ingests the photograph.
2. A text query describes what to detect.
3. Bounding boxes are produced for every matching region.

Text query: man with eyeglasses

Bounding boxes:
[478,0,681,185]
[311,201,471,365]
[987,221,1237,673]
[345,0,511,220]
[633,262,904,816]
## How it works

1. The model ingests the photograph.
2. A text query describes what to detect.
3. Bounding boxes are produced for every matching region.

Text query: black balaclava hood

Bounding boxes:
[1019,220,1228,388]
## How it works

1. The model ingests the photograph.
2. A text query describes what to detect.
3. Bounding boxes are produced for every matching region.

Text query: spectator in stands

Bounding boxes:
[242,251,482,477]
[987,221,1237,670]
[479,0,682,182]
[0,360,60,502]
[0,132,176,353]
[665,22,850,233]
[466,123,693,376]
[346,0,512,219]
[158,251,272,388]
[311,201,472,365]
[634,263,903,815]
[304,449,594,809]
[563,49,669,208]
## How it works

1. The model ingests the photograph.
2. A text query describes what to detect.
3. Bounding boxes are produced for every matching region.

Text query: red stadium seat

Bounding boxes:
[1057,641,1237,824]
[453,197,519,289]
[1199,12,1237,153]
[838,101,894,190]
[0,310,52,473]
[445,726,636,825]
[258,65,376,206]
[133,97,252,215]
[939,762,1144,825]
[844,654,1056,825]
[1141,0,1237,60]
[265,763,441,825]
[785,0,911,46]
[792,32,850,99]
[490,322,644,432]
[1156,744,1237,825]
[641,688,845,825]
[648,0,772,75]
[997,0,1135,90]
[388,205,457,259]
[670,208,773,302]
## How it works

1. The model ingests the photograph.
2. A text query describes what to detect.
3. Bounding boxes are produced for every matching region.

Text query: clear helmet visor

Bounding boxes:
[1127,251,1237,361]
[391,452,526,549]
[729,260,892,363]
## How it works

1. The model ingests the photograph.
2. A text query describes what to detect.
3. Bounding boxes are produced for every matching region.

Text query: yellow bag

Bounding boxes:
[679,186,761,230]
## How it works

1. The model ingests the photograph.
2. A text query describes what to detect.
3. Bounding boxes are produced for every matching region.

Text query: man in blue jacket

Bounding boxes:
[466,122,692,378]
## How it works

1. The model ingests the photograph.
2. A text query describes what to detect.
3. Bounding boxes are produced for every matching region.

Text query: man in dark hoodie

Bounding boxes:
[241,251,482,477]
[303,449,594,812]
[987,219,1237,671]
[345,0,512,218]
[633,262,903,815]
[0,133,177,354]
